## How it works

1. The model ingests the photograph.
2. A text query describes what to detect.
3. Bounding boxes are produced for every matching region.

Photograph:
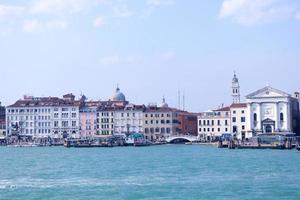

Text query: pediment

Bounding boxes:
[246,86,290,99]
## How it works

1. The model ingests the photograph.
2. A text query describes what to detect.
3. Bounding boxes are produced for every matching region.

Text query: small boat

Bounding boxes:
[296,145,300,151]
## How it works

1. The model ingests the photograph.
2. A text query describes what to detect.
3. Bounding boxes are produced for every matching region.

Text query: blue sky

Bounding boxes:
[0,0,300,111]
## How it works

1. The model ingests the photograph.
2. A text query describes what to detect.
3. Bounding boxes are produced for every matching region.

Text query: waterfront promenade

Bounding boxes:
[1,145,300,200]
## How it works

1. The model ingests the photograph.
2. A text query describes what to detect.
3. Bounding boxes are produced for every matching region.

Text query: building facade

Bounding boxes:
[114,104,145,135]
[0,102,5,139]
[79,99,99,138]
[230,103,248,139]
[6,94,80,139]
[178,112,198,136]
[197,107,231,140]
[246,86,300,136]
[143,102,180,141]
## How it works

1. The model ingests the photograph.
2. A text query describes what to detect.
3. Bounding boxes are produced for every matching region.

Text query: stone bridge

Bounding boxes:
[165,135,199,143]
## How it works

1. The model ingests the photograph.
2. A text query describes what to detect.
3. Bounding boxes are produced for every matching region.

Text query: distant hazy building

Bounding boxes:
[114,104,145,135]
[143,98,180,141]
[79,98,99,138]
[230,103,248,139]
[246,86,300,136]
[197,107,231,140]
[0,102,5,139]
[6,94,80,139]
[96,87,128,136]
[178,112,198,136]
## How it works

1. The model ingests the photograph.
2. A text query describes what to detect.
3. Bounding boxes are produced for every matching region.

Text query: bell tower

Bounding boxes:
[232,72,240,104]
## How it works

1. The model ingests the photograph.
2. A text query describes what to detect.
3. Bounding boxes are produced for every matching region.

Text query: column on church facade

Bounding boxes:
[274,103,279,132]
[286,102,291,132]
[257,103,262,131]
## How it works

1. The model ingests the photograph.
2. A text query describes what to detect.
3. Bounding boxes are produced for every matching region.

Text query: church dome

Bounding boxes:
[160,97,169,108]
[111,87,126,101]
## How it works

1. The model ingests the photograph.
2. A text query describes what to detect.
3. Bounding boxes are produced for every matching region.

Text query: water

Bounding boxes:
[0,145,300,200]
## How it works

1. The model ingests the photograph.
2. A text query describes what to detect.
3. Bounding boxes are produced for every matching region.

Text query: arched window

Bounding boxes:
[253,113,257,122]
[280,113,284,121]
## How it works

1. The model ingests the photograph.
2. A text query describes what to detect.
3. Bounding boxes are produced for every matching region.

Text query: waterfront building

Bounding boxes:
[230,103,248,140]
[0,102,5,141]
[96,87,128,136]
[114,104,145,136]
[97,105,122,136]
[6,94,80,139]
[197,106,231,141]
[79,97,99,138]
[177,112,198,136]
[246,86,300,136]
[143,98,180,141]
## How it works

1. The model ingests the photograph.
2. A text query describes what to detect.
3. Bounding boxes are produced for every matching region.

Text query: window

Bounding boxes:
[62,121,68,127]
[254,113,257,122]
[54,121,59,127]
[242,110,245,114]
[166,128,170,133]
[233,110,236,114]
[280,113,284,121]
[232,117,236,123]
[241,117,246,122]
[212,120,214,125]
[242,125,245,130]
[72,121,76,127]
[225,120,228,125]
[72,113,77,118]
[62,108,68,112]
[218,120,221,125]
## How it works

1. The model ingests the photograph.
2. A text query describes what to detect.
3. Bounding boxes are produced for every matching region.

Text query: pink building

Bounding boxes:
[79,101,99,138]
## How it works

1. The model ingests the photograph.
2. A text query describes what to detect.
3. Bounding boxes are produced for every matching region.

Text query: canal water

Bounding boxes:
[0,145,300,200]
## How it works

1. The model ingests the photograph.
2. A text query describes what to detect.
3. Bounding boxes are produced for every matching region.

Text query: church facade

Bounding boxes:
[246,87,300,136]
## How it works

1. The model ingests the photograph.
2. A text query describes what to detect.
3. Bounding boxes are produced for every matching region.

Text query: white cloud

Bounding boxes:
[23,19,43,32]
[219,0,299,25]
[23,19,68,32]
[100,55,142,65]
[0,4,24,18]
[93,17,105,28]
[45,20,68,30]
[147,0,175,6]
[100,55,121,65]
[113,5,134,18]
[29,0,90,15]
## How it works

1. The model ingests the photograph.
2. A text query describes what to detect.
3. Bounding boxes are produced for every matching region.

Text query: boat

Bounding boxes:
[297,145,300,151]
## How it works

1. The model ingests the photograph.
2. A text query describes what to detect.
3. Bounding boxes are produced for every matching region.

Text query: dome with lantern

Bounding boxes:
[111,87,126,101]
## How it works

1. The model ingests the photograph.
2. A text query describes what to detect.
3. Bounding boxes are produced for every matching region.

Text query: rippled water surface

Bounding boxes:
[0,145,300,200]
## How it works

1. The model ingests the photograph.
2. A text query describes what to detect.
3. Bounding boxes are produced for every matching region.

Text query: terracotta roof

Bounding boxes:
[8,97,81,108]
[214,106,230,112]
[230,103,247,108]
[144,106,179,112]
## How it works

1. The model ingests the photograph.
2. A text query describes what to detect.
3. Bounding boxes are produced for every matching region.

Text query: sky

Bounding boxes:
[0,0,300,112]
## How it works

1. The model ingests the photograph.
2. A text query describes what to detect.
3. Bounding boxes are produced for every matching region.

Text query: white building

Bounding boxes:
[114,104,145,135]
[246,86,300,136]
[6,94,80,139]
[198,107,231,140]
